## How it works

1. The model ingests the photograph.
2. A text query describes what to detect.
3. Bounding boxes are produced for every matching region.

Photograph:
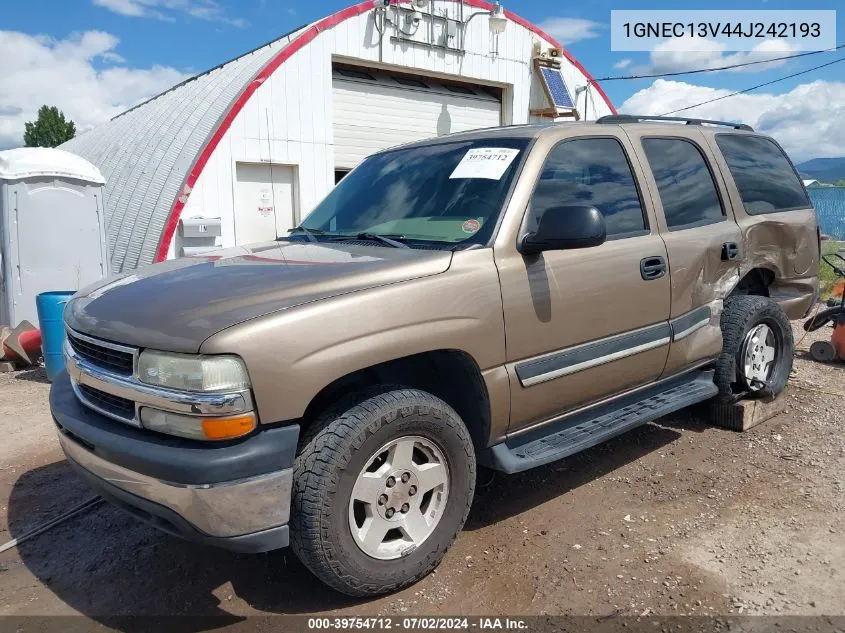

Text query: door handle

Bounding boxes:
[722,242,741,261]
[640,256,667,281]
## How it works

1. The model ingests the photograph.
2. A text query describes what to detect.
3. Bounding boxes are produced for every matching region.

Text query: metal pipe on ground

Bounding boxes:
[0,497,104,554]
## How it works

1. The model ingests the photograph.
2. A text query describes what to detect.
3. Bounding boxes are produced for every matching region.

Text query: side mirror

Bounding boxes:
[519,205,607,255]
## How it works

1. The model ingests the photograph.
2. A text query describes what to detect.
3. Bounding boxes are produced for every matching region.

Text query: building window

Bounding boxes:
[395,76,429,89]
[335,169,351,184]
[445,84,475,95]
[337,68,376,81]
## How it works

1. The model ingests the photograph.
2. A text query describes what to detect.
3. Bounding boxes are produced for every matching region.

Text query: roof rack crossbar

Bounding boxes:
[596,114,753,132]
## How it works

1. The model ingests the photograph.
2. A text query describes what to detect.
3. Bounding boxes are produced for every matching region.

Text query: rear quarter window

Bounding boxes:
[715,134,810,215]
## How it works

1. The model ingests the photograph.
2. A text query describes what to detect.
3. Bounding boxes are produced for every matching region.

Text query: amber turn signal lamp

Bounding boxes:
[202,413,257,440]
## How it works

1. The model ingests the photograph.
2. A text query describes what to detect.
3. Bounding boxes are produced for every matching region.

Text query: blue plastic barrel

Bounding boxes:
[36,291,75,382]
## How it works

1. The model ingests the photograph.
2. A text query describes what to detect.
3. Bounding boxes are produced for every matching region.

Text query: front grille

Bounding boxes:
[78,384,136,420]
[68,332,134,376]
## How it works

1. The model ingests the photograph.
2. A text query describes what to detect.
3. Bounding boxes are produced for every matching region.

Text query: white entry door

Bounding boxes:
[234,162,296,245]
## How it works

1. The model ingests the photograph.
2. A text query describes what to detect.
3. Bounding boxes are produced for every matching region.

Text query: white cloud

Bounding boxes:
[614,58,632,70]
[92,0,247,27]
[619,78,845,161]
[537,17,605,45]
[632,37,797,75]
[0,30,191,149]
[93,0,146,17]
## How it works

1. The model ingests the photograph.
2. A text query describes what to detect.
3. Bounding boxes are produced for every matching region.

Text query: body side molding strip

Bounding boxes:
[514,304,716,388]
[515,322,672,387]
[670,305,713,342]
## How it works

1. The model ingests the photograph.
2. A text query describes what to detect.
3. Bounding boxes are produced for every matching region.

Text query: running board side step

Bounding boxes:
[481,370,718,474]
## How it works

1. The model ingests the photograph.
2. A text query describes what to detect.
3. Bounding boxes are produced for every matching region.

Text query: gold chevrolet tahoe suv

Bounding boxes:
[51,115,819,597]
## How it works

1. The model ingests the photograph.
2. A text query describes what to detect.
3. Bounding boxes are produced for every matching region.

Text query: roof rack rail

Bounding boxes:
[596,114,753,132]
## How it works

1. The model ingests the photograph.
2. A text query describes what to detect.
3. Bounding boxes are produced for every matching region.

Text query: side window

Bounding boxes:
[715,134,810,214]
[528,138,646,239]
[642,138,724,231]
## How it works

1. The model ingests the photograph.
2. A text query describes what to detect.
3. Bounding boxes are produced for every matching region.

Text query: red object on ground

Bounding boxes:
[18,328,42,355]
[2,325,42,364]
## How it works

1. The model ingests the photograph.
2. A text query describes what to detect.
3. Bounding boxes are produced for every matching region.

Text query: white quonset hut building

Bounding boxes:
[63,0,615,273]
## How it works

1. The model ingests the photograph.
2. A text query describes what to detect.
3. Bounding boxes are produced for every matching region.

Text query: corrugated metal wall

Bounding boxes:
[62,28,306,273]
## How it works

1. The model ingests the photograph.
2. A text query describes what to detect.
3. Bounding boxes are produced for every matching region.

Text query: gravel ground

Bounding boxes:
[0,318,843,621]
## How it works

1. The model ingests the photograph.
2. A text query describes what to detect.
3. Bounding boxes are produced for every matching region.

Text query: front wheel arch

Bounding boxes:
[301,350,492,451]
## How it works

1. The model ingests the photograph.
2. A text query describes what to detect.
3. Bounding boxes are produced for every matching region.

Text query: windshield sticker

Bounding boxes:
[449,147,521,180]
[462,219,482,234]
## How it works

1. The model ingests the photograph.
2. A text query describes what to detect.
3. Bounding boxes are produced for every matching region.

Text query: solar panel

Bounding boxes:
[540,67,574,109]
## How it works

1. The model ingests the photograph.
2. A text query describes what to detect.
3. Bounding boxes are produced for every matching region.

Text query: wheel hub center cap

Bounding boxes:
[742,323,777,389]
[376,470,419,521]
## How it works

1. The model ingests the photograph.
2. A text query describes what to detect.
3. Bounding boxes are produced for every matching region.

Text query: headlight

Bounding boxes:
[137,351,250,392]
[140,407,256,441]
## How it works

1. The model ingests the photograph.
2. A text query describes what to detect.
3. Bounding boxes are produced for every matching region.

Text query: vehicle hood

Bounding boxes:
[66,241,453,353]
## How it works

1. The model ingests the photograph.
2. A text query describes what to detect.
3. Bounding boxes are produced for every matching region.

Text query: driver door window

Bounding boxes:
[528,138,647,239]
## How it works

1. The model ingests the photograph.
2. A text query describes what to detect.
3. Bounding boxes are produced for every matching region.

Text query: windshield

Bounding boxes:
[296,138,531,248]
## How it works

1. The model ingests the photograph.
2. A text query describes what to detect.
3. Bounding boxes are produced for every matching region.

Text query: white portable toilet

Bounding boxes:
[0,148,108,328]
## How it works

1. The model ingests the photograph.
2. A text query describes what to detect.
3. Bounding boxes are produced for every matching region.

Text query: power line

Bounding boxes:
[592,44,845,82]
[660,54,845,115]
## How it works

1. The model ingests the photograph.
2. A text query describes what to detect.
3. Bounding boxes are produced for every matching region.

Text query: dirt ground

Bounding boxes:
[0,319,843,622]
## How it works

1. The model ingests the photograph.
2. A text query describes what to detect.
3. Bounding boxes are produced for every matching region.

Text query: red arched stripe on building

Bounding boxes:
[155,0,616,262]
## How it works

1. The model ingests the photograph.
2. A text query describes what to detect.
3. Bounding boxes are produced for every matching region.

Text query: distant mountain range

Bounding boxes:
[796,158,845,184]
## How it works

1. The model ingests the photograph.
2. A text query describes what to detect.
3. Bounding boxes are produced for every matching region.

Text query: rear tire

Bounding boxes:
[290,387,476,597]
[715,296,793,401]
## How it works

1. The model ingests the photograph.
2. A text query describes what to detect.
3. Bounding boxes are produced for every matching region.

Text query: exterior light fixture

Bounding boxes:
[488,3,508,35]
[463,2,509,46]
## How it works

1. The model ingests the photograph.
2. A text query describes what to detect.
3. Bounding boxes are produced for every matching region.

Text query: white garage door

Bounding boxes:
[333,67,502,169]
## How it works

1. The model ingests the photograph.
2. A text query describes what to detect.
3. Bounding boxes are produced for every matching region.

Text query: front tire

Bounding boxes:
[290,387,476,597]
[715,295,793,401]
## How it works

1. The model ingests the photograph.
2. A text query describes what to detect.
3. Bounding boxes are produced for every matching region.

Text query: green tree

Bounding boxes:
[23,105,76,148]
[836,179,845,187]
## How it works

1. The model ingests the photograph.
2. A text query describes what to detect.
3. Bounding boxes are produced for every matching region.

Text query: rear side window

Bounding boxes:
[642,138,724,231]
[715,134,810,214]
[528,138,646,239]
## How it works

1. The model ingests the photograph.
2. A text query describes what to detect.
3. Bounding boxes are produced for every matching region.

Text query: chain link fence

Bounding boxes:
[809,188,845,240]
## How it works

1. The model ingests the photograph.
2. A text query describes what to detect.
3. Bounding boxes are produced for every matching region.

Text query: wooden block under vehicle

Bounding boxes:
[709,390,789,432]
[0,361,16,373]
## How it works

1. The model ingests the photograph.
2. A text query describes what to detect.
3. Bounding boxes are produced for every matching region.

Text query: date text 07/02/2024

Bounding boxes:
[307,617,529,630]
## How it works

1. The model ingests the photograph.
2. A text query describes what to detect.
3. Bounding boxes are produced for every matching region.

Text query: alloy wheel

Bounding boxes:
[348,436,450,560]
[742,323,777,390]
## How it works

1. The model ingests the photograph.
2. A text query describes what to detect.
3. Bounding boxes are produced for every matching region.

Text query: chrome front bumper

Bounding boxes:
[59,430,292,539]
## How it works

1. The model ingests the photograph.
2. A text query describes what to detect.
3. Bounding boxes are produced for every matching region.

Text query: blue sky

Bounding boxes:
[1,0,844,159]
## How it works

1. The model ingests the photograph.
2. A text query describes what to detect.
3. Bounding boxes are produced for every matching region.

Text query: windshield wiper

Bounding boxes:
[331,233,410,249]
[285,226,329,243]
